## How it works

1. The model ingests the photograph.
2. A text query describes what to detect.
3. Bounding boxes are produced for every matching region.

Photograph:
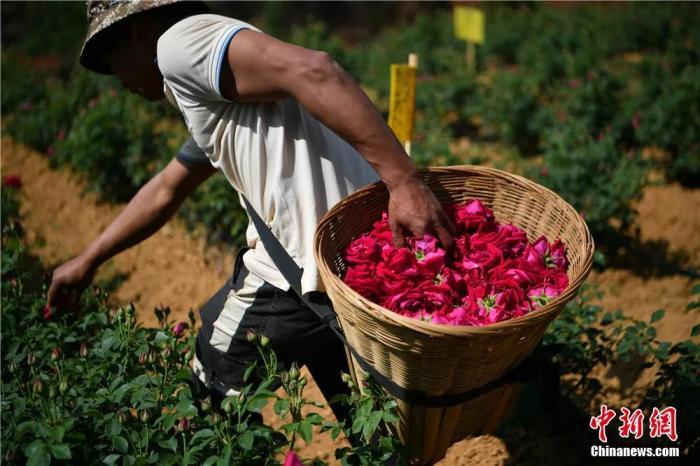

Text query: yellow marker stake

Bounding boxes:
[453,6,484,72]
[388,53,418,156]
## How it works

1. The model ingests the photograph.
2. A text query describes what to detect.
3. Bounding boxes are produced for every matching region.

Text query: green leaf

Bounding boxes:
[112,436,129,454]
[382,411,399,424]
[299,418,313,444]
[246,393,272,413]
[656,342,671,361]
[646,326,657,339]
[203,456,219,466]
[107,418,123,437]
[328,424,341,441]
[237,430,254,450]
[190,429,216,443]
[49,444,71,460]
[273,399,289,416]
[692,324,700,337]
[158,437,177,453]
[103,454,121,465]
[101,336,116,352]
[650,309,665,323]
[243,362,257,384]
[26,444,50,466]
[362,411,383,441]
[112,383,131,403]
[306,413,324,425]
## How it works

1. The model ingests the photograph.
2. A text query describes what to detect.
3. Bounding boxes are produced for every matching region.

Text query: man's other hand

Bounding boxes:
[47,254,96,311]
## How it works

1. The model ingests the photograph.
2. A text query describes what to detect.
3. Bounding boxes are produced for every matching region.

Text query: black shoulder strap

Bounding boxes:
[241,195,538,407]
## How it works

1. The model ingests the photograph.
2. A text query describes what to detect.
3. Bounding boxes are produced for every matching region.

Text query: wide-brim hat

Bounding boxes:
[79,0,209,74]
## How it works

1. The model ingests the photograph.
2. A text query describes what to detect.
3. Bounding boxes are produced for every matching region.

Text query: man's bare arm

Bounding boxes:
[219,30,455,249]
[47,159,216,308]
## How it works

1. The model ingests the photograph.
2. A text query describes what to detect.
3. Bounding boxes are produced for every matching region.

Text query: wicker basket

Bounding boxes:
[314,166,594,464]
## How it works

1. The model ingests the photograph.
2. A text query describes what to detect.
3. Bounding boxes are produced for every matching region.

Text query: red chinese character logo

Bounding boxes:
[590,404,617,442]
[649,407,678,441]
[618,407,645,439]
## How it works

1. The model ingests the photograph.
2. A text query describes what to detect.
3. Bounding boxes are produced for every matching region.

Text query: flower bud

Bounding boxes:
[32,379,43,394]
[299,377,307,388]
[138,353,147,365]
[259,335,270,348]
[246,330,258,343]
[126,303,136,319]
[79,343,88,359]
[237,392,246,404]
[340,373,352,384]
[200,397,211,413]
[117,411,129,424]
[9,362,18,374]
[51,347,61,361]
[140,409,151,423]
[223,399,234,414]
[161,347,172,359]
[59,380,69,394]
[176,417,189,432]
[43,305,53,319]
[172,322,186,338]
[27,353,36,366]
[147,351,157,364]
[210,413,221,424]
[289,365,300,381]
[5,449,16,462]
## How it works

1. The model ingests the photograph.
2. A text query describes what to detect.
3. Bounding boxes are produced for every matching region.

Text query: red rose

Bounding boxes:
[345,235,380,265]
[381,247,419,281]
[344,263,378,300]
[2,175,22,189]
[382,288,426,316]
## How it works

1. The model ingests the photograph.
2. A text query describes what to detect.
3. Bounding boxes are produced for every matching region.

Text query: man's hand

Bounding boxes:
[45,157,216,312]
[388,175,456,251]
[47,254,96,310]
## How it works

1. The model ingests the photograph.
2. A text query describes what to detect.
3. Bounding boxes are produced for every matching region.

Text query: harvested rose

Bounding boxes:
[343,199,569,326]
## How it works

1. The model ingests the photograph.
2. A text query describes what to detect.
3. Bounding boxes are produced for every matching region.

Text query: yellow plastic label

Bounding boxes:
[388,64,416,144]
[454,6,485,45]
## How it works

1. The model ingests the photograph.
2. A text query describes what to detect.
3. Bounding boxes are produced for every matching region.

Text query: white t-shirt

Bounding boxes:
[157,14,379,294]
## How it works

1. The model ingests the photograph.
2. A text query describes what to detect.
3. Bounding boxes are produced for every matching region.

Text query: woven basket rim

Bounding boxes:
[314,164,595,338]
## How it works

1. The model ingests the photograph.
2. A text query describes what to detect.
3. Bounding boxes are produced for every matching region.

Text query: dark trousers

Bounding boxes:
[188,247,351,423]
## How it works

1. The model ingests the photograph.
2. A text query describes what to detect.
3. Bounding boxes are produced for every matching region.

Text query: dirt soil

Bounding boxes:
[3,138,698,464]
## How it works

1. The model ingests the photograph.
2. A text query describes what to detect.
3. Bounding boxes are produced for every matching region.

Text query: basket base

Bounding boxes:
[348,355,521,465]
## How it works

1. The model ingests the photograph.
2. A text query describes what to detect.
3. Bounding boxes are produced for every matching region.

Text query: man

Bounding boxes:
[48,0,454,419]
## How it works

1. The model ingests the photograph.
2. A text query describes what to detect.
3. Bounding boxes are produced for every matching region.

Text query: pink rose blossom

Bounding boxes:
[342,199,570,327]
[284,452,303,466]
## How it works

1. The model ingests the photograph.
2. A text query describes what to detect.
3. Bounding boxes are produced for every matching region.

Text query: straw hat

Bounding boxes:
[79,0,209,74]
